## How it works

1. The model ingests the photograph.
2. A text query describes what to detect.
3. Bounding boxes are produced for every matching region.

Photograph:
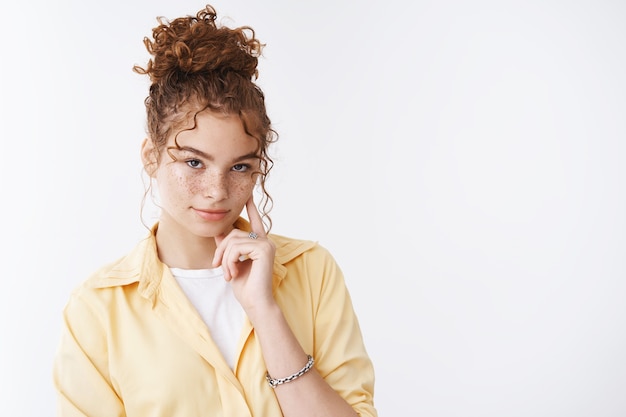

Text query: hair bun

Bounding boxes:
[135,5,264,83]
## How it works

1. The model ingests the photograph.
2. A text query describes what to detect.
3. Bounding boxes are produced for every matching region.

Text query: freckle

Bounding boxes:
[186,176,202,193]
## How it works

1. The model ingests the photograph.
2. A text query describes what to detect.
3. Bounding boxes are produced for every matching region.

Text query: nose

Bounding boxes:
[203,169,229,200]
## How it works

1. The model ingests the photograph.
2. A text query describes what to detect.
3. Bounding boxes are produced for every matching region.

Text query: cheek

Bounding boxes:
[159,167,198,198]
[230,176,256,198]
[184,174,206,194]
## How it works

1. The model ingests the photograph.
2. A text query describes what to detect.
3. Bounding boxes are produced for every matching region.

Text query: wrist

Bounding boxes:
[245,298,281,327]
[266,354,314,388]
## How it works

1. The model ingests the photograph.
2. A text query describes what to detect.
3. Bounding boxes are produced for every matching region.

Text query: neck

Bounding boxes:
[154,221,219,270]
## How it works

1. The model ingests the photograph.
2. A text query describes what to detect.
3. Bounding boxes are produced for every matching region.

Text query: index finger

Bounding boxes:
[246,195,267,238]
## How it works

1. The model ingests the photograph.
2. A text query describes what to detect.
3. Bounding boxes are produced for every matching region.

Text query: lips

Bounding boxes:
[193,208,229,221]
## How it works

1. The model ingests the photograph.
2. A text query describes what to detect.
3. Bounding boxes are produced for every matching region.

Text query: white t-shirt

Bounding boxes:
[170,267,245,370]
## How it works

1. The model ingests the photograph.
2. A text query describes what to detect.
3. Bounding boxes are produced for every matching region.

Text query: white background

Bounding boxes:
[1,0,625,416]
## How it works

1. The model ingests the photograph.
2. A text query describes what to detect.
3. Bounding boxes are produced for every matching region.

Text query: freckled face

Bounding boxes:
[148,111,260,238]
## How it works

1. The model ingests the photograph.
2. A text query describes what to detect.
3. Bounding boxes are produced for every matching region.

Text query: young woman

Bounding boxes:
[53,5,376,417]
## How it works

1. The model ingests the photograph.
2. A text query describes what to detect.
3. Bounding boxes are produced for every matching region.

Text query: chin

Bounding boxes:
[191,219,235,238]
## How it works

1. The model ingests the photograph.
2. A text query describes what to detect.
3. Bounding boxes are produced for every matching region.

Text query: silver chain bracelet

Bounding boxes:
[266,355,314,388]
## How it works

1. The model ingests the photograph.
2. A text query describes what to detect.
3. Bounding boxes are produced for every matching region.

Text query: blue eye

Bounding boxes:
[232,164,249,172]
[186,159,204,169]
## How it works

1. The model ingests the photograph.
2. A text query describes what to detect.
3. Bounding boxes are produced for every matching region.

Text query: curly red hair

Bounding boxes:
[134,5,277,229]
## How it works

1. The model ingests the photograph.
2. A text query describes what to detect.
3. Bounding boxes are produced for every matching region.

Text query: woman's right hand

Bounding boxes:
[212,196,277,317]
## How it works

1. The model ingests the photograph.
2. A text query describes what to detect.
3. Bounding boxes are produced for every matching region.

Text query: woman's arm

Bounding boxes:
[53,293,125,417]
[214,198,375,417]
[247,301,361,417]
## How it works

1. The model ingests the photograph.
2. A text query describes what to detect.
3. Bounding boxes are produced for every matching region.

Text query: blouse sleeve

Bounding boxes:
[307,246,378,417]
[53,291,125,417]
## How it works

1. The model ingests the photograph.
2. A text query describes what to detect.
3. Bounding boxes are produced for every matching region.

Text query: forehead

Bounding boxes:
[170,110,258,152]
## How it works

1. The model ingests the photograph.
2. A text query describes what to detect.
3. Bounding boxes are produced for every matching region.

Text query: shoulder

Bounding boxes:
[269,232,337,266]
[81,255,143,290]
[68,235,158,306]
[83,235,159,289]
[66,255,137,311]
[269,233,346,292]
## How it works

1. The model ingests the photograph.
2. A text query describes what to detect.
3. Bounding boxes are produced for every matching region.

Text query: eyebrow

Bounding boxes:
[177,146,260,163]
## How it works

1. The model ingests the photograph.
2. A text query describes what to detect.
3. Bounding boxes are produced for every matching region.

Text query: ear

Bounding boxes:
[141,138,158,178]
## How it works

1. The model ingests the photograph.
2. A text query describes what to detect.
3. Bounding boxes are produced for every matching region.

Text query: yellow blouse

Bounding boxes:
[53,219,377,416]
